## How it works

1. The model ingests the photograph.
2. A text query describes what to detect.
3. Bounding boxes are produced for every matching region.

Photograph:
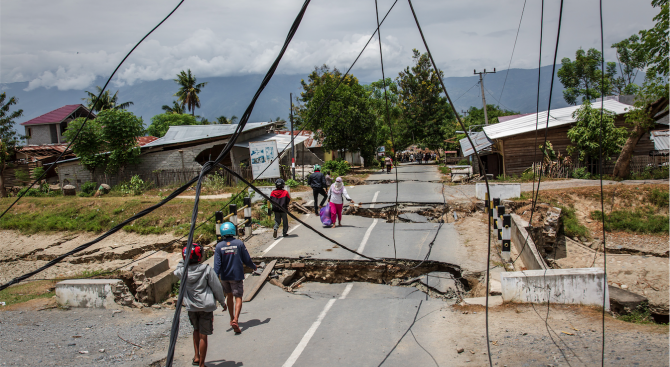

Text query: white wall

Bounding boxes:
[476,183,521,200]
[500,268,610,310]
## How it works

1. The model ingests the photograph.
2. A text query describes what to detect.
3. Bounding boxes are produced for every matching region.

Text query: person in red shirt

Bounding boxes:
[270,179,291,238]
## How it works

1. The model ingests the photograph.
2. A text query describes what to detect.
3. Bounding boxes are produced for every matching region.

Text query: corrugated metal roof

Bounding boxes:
[483,100,633,140]
[143,122,272,148]
[21,104,93,126]
[460,131,493,157]
[650,130,669,151]
[235,133,309,153]
[276,130,321,148]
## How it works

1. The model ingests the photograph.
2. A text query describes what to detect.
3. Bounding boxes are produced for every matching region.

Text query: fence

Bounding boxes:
[527,154,668,179]
[87,165,292,190]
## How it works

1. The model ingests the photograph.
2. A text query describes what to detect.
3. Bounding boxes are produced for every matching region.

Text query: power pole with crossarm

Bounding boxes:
[474,68,496,125]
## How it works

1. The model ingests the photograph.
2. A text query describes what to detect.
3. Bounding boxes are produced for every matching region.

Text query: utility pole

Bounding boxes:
[290,93,295,180]
[473,68,496,125]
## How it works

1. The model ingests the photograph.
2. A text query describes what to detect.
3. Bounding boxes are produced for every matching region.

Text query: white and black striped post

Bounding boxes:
[492,198,500,230]
[502,213,511,261]
[497,204,505,245]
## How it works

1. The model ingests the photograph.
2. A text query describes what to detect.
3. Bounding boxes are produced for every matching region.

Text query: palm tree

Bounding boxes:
[161,101,185,114]
[174,69,207,116]
[82,86,133,112]
[216,116,230,124]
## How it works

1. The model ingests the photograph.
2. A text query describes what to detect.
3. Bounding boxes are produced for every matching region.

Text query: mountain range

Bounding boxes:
[1,64,640,130]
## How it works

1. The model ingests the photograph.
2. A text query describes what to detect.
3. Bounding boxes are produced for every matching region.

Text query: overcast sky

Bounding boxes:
[0,0,658,91]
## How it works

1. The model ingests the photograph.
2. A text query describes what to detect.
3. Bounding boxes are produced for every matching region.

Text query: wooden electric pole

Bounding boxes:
[474,68,496,125]
[290,93,295,180]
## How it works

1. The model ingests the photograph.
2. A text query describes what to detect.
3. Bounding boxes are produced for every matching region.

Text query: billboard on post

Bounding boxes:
[249,140,281,180]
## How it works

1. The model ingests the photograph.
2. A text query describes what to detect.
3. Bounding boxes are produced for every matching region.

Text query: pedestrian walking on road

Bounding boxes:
[269,179,291,238]
[328,177,354,228]
[214,222,259,334]
[174,243,227,367]
[325,171,333,188]
[308,164,328,215]
[384,155,393,173]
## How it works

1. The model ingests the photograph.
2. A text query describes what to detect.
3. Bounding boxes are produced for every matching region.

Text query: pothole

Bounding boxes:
[344,202,479,223]
[254,257,482,301]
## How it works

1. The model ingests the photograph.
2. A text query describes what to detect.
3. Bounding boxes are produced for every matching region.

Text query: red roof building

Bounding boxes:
[20,104,95,146]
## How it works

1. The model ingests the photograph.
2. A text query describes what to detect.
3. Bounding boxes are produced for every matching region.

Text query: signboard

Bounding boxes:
[249,140,280,179]
[248,186,290,203]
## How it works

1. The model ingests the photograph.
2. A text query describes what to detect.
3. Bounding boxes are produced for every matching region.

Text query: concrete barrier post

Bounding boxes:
[501,214,511,261]
[242,198,252,236]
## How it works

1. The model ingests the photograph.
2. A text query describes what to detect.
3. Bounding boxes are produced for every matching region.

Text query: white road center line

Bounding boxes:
[370,191,380,209]
[282,284,354,367]
[262,224,302,255]
[305,200,314,206]
[353,218,378,260]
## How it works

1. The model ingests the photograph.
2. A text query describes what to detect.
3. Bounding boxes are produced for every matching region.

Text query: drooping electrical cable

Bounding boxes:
[598,0,608,364]
[405,2,493,366]
[374,0,399,259]
[164,2,311,365]
[0,0,186,221]
[499,0,528,103]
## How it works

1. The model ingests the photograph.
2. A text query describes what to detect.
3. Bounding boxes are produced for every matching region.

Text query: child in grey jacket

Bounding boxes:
[174,244,226,367]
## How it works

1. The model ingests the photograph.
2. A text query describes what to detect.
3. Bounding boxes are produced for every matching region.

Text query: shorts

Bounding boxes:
[221,279,244,298]
[188,311,214,335]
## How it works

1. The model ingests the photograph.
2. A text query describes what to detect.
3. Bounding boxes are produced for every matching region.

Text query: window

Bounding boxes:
[27,128,32,138]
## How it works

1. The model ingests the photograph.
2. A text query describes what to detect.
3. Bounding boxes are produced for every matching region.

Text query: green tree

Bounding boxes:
[611,35,646,95]
[462,104,520,129]
[64,110,144,174]
[557,48,617,105]
[216,115,238,124]
[612,76,669,177]
[174,69,207,116]
[566,100,628,166]
[298,68,377,164]
[161,101,185,114]
[638,0,669,78]
[147,113,199,138]
[0,93,24,197]
[396,49,456,150]
[364,77,402,154]
[82,86,133,112]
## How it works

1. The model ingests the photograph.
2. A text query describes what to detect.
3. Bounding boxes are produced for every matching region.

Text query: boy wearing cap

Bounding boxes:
[214,222,258,334]
[174,243,226,367]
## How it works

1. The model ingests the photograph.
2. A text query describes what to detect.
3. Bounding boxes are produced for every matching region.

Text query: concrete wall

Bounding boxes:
[510,214,546,270]
[57,161,93,187]
[476,183,521,200]
[500,268,610,310]
[26,124,60,145]
[56,279,123,308]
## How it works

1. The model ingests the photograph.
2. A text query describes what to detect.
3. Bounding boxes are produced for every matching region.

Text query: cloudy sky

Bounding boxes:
[0,0,658,91]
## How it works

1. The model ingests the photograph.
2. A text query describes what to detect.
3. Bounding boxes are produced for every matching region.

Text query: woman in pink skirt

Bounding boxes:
[328,177,354,228]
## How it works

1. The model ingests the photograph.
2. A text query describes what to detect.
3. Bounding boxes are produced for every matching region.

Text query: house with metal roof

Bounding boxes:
[459,98,665,176]
[20,104,95,145]
[55,121,300,188]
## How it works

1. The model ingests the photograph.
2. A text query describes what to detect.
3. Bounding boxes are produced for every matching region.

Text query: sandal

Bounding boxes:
[231,321,241,333]
[192,358,199,366]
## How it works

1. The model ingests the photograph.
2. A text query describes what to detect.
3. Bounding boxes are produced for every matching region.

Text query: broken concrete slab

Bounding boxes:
[418,272,456,293]
[132,258,169,279]
[56,279,124,308]
[609,285,648,315]
[463,296,503,307]
[399,212,430,223]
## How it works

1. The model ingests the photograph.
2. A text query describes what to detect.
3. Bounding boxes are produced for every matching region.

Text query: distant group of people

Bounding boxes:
[396,151,437,164]
[308,164,354,227]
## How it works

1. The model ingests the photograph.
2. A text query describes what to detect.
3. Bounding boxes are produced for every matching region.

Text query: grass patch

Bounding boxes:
[439,166,451,175]
[0,280,56,307]
[559,205,590,239]
[646,188,669,208]
[617,303,660,325]
[591,207,669,234]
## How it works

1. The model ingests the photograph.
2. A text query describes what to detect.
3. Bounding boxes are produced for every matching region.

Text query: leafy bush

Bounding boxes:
[285,179,300,189]
[16,182,60,197]
[572,167,591,179]
[591,208,669,234]
[32,167,46,180]
[78,181,98,197]
[14,170,30,185]
[457,159,470,166]
[630,166,669,180]
[647,188,669,208]
[323,159,351,177]
[116,175,151,195]
[203,173,228,191]
[17,187,42,197]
